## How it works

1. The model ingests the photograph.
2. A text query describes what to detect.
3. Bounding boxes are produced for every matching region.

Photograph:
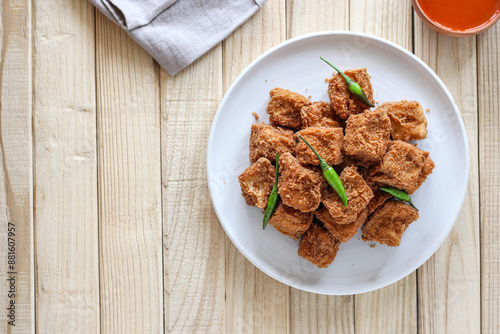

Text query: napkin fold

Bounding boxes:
[91,0,267,76]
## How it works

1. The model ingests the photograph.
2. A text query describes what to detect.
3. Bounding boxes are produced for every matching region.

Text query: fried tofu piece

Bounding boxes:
[322,166,373,225]
[268,201,313,240]
[377,101,428,141]
[278,152,323,212]
[266,87,311,129]
[300,101,343,128]
[333,156,372,177]
[238,158,275,209]
[370,140,435,194]
[328,68,375,120]
[356,165,378,192]
[315,205,367,242]
[361,200,419,246]
[294,127,344,166]
[298,223,341,268]
[249,123,295,163]
[419,155,436,186]
[342,108,391,163]
[366,190,392,215]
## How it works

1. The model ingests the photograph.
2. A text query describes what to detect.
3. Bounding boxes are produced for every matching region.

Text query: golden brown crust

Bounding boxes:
[266,87,311,129]
[327,68,374,120]
[342,109,391,163]
[356,165,378,192]
[238,158,275,209]
[300,101,344,128]
[249,123,295,163]
[377,101,428,141]
[294,127,344,166]
[333,156,372,177]
[322,166,374,225]
[361,200,419,247]
[298,223,341,268]
[370,141,434,194]
[418,155,436,188]
[366,190,393,215]
[315,205,367,242]
[278,152,323,212]
[268,201,313,240]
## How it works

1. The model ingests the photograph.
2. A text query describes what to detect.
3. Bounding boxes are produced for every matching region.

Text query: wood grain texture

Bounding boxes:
[478,23,499,334]
[33,0,99,332]
[350,0,412,49]
[355,276,416,334]
[0,0,493,332]
[286,0,349,37]
[161,39,225,334]
[414,17,481,334]
[96,12,163,334]
[350,2,417,333]
[290,293,354,334]
[223,1,290,333]
[0,0,33,332]
[286,2,354,334]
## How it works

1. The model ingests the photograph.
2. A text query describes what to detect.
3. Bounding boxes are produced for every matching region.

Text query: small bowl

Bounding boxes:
[412,0,500,36]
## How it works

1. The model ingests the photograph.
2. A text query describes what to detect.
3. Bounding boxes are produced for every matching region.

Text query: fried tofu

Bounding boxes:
[366,190,392,215]
[333,156,372,177]
[268,201,313,240]
[266,87,311,129]
[356,165,378,192]
[294,127,343,166]
[370,140,435,194]
[238,158,275,209]
[377,101,428,141]
[342,108,391,163]
[278,152,323,212]
[328,68,374,120]
[361,200,419,246]
[419,155,436,187]
[300,101,343,128]
[298,223,341,268]
[249,123,295,163]
[322,166,374,225]
[315,205,367,242]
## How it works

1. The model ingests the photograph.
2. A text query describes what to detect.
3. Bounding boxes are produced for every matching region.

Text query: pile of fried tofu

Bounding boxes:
[238,68,434,268]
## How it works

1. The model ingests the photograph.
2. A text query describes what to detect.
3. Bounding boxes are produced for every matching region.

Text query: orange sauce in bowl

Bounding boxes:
[417,0,500,31]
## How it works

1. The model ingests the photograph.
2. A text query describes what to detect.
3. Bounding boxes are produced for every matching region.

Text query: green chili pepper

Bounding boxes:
[379,187,418,211]
[298,136,348,207]
[320,56,375,108]
[263,152,280,229]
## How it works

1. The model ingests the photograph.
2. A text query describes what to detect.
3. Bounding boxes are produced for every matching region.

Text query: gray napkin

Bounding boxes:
[91,0,267,76]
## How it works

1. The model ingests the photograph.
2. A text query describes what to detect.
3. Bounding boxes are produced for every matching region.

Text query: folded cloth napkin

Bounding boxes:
[91,0,267,76]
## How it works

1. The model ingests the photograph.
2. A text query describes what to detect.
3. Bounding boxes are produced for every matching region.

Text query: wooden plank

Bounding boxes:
[478,23,499,334]
[286,1,353,333]
[355,276,416,333]
[33,0,99,332]
[286,0,349,37]
[95,12,163,334]
[0,0,33,332]
[413,17,480,334]
[349,1,417,333]
[222,1,289,333]
[350,0,412,49]
[160,31,225,334]
[290,293,353,333]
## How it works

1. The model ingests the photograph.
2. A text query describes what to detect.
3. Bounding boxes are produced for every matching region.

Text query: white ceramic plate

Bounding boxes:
[206,31,469,295]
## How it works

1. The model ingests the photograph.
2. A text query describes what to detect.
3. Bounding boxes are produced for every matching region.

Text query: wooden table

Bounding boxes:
[1,0,497,332]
